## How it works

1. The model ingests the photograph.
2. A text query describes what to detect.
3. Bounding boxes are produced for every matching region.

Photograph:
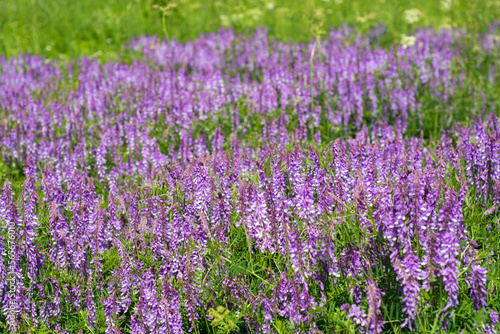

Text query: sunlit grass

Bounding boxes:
[1,0,499,62]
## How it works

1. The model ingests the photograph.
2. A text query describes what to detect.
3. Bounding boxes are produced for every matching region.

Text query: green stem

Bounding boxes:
[162,11,170,43]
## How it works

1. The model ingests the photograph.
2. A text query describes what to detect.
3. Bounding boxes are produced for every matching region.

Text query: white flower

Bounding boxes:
[441,0,452,10]
[403,8,422,24]
[246,8,263,21]
[400,34,416,49]
[265,1,275,10]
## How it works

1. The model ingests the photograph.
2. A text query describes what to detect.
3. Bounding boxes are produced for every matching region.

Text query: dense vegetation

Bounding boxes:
[0,0,499,333]
[1,0,499,60]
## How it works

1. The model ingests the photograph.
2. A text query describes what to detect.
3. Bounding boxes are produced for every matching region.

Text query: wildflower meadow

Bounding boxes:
[0,0,499,333]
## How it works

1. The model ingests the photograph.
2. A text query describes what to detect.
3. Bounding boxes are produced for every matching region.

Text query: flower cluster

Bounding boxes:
[0,24,499,333]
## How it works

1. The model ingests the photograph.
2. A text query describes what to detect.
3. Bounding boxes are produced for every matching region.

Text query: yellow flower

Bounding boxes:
[219,15,231,27]
[355,13,376,24]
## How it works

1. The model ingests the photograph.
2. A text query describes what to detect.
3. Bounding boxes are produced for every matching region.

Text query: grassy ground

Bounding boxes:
[1,0,499,62]
[0,1,500,333]
[0,0,499,188]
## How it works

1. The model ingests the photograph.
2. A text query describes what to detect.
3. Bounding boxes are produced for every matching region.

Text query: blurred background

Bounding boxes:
[1,0,499,61]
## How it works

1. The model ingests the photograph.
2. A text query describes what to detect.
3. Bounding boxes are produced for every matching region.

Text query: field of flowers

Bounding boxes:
[0,21,500,333]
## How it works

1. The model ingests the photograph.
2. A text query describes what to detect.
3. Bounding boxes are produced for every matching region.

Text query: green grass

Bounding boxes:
[1,0,499,191]
[1,0,499,62]
[0,1,499,332]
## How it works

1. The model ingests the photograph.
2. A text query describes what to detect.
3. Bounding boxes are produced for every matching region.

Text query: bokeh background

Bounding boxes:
[1,0,499,61]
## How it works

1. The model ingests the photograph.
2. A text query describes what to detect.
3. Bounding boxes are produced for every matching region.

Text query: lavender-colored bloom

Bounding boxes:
[366,279,385,334]
[160,280,184,334]
[437,231,460,312]
[0,25,498,333]
[347,304,368,327]
[85,286,97,326]
[466,264,489,311]
[397,251,425,329]
[490,310,499,326]
[103,281,120,334]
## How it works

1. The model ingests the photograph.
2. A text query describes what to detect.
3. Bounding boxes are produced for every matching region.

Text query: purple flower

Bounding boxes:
[490,310,499,326]
[347,304,368,327]
[466,264,488,311]
[437,230,460,312]
[396,251,426,329]
[366,279,385,334]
